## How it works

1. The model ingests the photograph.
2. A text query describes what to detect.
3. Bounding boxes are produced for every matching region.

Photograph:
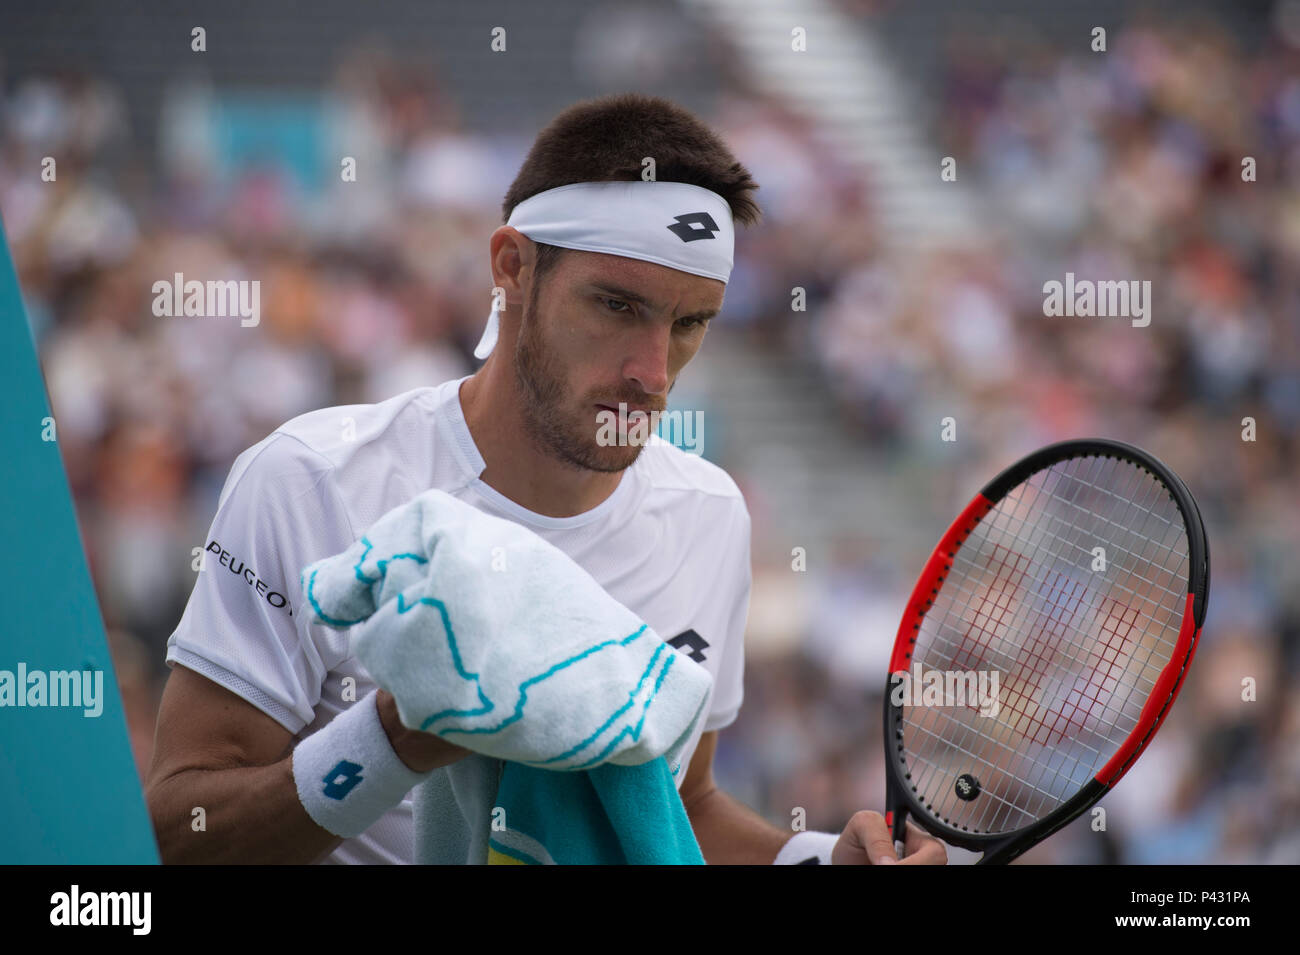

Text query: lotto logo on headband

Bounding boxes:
[667,212,721,242]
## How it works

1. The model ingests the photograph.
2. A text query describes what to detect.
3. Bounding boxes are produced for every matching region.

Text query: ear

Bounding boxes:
[488,227,533,309]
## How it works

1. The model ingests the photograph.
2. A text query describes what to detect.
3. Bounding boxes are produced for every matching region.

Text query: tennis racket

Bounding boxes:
[883,438,1209,864]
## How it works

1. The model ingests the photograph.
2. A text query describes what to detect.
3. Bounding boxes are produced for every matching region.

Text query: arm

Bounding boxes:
[680,730,948,865]
[145,665,466,864]
[680,731,790,864]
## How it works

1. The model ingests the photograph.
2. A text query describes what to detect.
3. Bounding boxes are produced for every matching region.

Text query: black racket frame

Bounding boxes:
[882,438,1210,865]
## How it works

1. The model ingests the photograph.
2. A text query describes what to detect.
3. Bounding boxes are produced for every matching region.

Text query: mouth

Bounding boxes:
[595,402,656,417]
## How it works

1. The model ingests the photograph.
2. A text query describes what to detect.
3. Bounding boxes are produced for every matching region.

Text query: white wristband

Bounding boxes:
[773,830,840,865]
[291,689,436,839]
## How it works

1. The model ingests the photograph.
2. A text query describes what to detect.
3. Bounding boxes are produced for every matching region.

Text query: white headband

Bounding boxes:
[474,180,735,358]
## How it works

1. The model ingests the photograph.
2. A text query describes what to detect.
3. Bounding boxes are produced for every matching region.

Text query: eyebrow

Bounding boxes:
[590,282,720,322]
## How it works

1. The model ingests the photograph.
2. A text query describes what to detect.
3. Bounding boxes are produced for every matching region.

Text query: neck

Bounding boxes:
[458,358,624,519]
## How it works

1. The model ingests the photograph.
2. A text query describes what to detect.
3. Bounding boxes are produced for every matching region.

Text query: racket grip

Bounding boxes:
[885,802,908,857]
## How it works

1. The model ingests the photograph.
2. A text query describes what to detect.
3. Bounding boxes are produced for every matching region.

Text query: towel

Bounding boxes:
[300,488,713,864]
[484,760,704,865]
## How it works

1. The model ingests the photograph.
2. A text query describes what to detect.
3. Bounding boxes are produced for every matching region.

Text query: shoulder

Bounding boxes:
[634,436,751,535]
[637,436,745,500]
[269,384,449,469]
[220,382,456,510]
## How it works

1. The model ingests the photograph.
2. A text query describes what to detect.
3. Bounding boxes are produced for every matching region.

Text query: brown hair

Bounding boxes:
[502,92,761,284]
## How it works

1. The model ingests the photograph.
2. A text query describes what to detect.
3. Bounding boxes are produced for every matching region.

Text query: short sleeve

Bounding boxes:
[165,433,356,734]
[703,498,750,732]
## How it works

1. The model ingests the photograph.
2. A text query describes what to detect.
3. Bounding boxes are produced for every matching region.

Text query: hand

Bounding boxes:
[375,688,471,773]
[831,810,948,865]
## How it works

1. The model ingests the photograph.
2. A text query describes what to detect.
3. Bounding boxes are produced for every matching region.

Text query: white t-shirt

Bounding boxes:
[165,375,751,864]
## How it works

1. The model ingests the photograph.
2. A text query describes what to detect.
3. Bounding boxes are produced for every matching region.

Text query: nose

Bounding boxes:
[622,323,671,397]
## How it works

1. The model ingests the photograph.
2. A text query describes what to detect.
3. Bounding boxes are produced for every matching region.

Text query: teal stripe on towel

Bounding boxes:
[491,758,704,865]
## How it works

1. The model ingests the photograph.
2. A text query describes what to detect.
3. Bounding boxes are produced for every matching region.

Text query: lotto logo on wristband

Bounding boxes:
[322,760,364,800]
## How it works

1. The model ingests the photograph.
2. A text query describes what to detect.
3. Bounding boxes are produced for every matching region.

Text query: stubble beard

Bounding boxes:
[513,277,645,474]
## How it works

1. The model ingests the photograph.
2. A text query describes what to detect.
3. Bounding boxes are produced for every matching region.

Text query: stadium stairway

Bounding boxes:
[680,0,982,252]
[677,0,981,563]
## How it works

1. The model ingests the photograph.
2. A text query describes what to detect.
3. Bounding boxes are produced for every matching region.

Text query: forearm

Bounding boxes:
[148,689,460,865]
[148,757,344,865]
[686,787,793,865]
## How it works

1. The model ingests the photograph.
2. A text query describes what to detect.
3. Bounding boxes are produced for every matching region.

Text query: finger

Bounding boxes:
[854,812,899,865]
[897,841,947,865]
[898,822,948,865]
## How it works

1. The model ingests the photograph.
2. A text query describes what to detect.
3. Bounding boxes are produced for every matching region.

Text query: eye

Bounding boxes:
[600,297,631,313]
[676,316,709,330]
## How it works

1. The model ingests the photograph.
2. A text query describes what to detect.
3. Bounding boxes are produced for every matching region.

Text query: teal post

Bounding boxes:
[0,217,160,863]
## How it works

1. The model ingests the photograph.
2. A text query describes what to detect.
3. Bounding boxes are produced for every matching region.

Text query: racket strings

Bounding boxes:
[904,454,1180,831]
[899,454,1190,835]
[980,459,1186,736]
[909,454,1185,831]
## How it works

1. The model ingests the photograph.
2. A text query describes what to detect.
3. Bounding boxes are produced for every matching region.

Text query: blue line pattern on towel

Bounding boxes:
[302,535,673,768]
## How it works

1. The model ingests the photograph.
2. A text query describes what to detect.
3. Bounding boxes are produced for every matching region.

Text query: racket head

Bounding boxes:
[883,438,1209,863]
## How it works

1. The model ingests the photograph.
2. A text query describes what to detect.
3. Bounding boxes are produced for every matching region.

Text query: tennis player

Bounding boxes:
[145,92,946,866]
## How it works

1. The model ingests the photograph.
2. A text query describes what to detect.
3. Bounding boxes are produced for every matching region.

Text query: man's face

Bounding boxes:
[513,249,724,472]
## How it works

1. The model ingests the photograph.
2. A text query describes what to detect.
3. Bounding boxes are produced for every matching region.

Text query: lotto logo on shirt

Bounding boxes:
[203,539,293,617]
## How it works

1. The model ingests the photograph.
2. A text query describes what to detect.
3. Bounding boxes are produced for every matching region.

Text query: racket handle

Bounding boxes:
[885,804,908,858]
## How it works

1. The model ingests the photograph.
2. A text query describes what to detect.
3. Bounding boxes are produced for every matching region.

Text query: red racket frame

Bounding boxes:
[883,438,1209,865]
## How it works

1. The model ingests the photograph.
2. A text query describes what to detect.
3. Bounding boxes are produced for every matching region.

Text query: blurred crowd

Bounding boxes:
[2,12,1295,863]
[727,16,1300,863]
